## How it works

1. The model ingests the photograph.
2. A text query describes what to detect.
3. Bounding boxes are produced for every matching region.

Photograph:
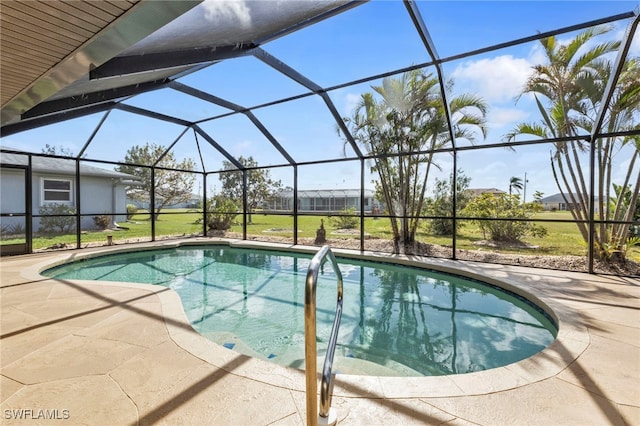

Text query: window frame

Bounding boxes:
[41,177,74,205]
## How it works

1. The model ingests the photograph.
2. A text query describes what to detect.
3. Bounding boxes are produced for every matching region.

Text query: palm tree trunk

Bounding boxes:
[397,139,412,251]
[409,151,420,241]
[410,151,434,241]
[374,155,400,244]
[567,140,589,216]
[613,149,639,245]
[597,136,609,247]
[551,150,589,242]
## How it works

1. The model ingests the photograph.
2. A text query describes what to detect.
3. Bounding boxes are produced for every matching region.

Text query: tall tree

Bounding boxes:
[509,176,524,195]
[343,69,487,253]
[219,156,282,224]
[505,25,640,260]
[115,143,196,219]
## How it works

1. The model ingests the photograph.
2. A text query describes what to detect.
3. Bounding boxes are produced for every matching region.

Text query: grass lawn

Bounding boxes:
[1,210,204,250]
[231,211,639,260]
[451,213,588,256]
[3,209,638,261]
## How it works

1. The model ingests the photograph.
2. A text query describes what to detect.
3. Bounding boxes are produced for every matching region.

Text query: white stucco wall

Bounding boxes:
[78,175,128,222]
[0,169,129,232]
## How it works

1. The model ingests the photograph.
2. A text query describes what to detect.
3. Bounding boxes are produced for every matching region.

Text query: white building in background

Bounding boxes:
[540,193,605,213]
[266,188,379,213]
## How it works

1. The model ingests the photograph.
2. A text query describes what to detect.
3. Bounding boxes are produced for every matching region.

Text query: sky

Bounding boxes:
[1,0,639,201]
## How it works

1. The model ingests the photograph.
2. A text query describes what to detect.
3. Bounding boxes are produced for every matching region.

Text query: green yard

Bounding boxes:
[2,209,638,262]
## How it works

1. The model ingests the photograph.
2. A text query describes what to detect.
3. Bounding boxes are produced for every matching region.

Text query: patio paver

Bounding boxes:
[1,239,638,425]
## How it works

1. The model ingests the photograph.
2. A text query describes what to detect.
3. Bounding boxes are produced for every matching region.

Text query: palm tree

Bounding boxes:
[343,69,487,253]
[504,25,639,260]
[509,176,524,195]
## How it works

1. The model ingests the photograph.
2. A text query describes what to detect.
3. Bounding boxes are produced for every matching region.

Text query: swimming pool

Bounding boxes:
[43,244,557,377]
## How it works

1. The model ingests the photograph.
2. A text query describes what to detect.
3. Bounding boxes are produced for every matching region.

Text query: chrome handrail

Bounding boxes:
[305,245,343,426]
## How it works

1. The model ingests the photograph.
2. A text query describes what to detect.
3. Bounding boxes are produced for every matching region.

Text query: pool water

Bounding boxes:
[44,245,557,376]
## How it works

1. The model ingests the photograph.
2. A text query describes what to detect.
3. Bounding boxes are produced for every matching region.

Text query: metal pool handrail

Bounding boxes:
[305,245,344,426]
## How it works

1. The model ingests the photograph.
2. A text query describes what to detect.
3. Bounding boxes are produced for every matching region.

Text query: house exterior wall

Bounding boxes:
[31,172,77,231]
[542,199,602,214]
[112,183,129,224]
[0,168,129,232]
[542,202,564,211]
[78,176,128,225]
[35,173,129,230]
[543,200,582,211]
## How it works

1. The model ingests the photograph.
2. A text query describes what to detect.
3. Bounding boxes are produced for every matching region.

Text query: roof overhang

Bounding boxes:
[1,0,203,126]
[0,0,360,134]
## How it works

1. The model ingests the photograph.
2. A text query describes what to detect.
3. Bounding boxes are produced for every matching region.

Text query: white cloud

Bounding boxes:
[527,42,548,67]
[461,154,522,191]
[487,107,529,130]
[451,55,533,103]
[617,25,640,56]
[202,0,251,28]
[344,93,361,116]
[451,22,638,112]
[632,30,640,56]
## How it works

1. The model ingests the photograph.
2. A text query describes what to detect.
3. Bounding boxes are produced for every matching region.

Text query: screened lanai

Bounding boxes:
[1,0,639,276]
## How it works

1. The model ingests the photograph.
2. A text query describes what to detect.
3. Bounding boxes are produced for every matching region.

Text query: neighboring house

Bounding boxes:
[128,193,202,210]
[540,193,605,213]
[266,189,379,213]
[0,153,141,232]
[541,193,573,211]
[465,188,507,198]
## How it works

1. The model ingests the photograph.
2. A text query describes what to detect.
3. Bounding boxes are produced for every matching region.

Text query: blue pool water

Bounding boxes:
[43,245,557,376]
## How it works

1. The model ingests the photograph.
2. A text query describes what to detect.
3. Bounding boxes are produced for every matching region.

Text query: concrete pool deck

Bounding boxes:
[1,238,638,425]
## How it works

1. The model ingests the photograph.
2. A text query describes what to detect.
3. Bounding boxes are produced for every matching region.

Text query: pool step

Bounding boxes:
[202,331,423,376]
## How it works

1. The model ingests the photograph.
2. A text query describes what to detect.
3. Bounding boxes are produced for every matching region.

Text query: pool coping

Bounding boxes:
[25,237,589,400]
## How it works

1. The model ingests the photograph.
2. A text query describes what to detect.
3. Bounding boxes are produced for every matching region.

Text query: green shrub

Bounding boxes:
[93,214,112,230]
[206,196,238,231]
[426,170,471,236]
[126,204,138,220]
[39,203,76,233]
[462,194,547,243]
[330,207,358,229]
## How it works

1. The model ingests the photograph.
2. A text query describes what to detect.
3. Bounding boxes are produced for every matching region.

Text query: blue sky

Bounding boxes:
[2,0,639,200]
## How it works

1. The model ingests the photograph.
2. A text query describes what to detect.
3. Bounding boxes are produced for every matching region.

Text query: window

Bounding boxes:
[42,178,73,204]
